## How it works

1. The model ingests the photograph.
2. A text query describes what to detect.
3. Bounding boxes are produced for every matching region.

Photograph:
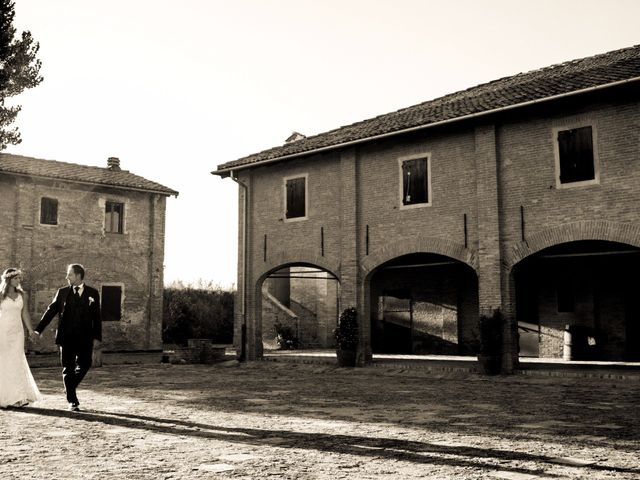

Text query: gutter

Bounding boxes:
[229,170,248,361]
[212,75,640,176]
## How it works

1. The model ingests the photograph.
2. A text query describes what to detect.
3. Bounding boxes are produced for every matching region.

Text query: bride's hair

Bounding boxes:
[0,268,24,299]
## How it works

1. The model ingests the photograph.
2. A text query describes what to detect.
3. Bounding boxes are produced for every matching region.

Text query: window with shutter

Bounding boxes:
[400,157,430,207]
[105,201,124,233]
[557,126,596,185]
[285,176,306,219]
[40,197,58,225]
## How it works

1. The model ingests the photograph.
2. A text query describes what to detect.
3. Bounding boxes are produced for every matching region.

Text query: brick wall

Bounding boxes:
[234,87,640,367]
[0,175,169,353]
[498,97,640,254]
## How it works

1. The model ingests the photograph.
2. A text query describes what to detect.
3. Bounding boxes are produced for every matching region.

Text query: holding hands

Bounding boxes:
[28,329,40,340]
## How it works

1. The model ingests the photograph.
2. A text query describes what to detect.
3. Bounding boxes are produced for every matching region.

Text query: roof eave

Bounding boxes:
[213,75,640,176]
[0,170,179,197]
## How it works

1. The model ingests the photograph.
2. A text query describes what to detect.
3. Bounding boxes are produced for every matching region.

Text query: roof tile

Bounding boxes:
[216,44,640,172]
[0,154,178,196]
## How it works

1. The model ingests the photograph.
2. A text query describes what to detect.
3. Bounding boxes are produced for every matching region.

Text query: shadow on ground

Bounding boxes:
[68,363,640,446]
[13,406,640,478]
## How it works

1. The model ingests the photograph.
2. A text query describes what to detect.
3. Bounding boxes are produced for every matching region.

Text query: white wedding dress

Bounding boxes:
[0,295,42,407]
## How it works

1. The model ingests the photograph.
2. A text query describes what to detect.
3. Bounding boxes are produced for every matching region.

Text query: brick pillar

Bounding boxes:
[233,175,247,358]
[360,278,373,363]
[241,172,263,361]
[475,124,516,372]
[339,148,366,364]
[475,125,502,312]
[146,194,166,350]
[500,269,518,372]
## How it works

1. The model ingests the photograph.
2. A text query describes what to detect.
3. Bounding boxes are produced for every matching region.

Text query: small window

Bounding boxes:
[40,197,58,225]
[557,126,595,184]
[401,157,429,206]
[285,176,306,219]
[101,285,122,321]
[105,201,124,233]
[557,284,574,313]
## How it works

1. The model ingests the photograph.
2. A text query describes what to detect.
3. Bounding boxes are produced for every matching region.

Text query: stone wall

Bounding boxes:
[0,175,168,353]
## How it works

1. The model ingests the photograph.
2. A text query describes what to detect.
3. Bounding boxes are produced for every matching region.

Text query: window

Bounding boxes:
[105,201,124,233]
[556,283,574,313]
[284,176,306,220]
[101,285,122,321]
[557,126,596,185]
[40,197,58,225]
[400,155,430,207]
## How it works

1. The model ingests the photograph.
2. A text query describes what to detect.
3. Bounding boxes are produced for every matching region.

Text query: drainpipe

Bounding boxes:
[229,170,248,361]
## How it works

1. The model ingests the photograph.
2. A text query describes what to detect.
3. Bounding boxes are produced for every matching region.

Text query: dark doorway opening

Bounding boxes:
[514,240,640,361]
[261,265,339,351]
[370,253,478,355]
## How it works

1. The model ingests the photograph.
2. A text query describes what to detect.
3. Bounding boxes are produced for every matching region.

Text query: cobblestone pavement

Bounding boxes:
[1,362,639,480]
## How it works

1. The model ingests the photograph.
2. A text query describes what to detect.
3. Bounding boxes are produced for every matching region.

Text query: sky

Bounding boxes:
[7,0,640,288]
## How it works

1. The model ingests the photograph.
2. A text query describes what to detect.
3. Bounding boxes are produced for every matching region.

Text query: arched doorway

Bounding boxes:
[514,240,640,361]
[260,264,340,351]
[369,253,479,355]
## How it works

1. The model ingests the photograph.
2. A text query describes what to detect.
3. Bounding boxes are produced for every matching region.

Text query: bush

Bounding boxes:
[334,307,358,351]
[274,321,298,350]
[163,284,234,346]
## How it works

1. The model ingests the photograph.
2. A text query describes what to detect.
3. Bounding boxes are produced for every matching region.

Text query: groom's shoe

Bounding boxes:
[69,402,80,412]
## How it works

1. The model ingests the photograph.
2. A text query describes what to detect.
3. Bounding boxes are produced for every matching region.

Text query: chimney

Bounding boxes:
[107,157,121,171]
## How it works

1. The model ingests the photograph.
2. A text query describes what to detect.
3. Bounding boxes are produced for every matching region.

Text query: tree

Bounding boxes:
[0,0,42,151]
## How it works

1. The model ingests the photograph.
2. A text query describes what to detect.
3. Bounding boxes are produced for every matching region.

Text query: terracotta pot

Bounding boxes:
[336,349,356,367]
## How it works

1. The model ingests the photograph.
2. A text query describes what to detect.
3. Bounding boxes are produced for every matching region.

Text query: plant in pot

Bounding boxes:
[274,321,298,350]
[334,307,358,367]
[477,308,503,375]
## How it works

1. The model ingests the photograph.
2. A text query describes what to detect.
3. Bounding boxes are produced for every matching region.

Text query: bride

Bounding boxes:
[0,268,42,408]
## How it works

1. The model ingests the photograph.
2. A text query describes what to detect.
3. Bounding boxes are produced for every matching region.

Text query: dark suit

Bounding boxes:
[36,285,101,404]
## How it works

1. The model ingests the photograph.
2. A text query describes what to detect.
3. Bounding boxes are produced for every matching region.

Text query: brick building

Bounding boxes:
[214,45,640,371]
[0,154,178,354]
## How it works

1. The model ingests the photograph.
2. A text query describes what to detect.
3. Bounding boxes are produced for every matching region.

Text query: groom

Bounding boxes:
[35,264,101,411]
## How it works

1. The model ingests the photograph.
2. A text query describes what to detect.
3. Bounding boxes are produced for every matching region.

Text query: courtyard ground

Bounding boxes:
[1,361,639,479]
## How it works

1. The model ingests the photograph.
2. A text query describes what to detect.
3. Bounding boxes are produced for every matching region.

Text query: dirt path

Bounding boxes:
[1,362,639,479]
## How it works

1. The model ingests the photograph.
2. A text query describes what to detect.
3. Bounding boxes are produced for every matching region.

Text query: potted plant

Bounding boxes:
[274,321,298,350]
[334,307,358,367]
[477,308,503,375]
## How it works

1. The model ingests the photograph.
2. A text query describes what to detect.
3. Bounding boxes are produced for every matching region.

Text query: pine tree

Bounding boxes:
[0,0,43,150]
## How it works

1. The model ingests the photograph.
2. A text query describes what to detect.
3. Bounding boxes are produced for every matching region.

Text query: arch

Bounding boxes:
[256,249,340,285]
[361,236,477,280]
[363,239,479,358]
[507,220,640,268]
[250,253,341,357]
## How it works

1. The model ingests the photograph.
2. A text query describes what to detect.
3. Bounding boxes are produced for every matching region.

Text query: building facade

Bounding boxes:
[214,45,640,371]
[0,154,178,354]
